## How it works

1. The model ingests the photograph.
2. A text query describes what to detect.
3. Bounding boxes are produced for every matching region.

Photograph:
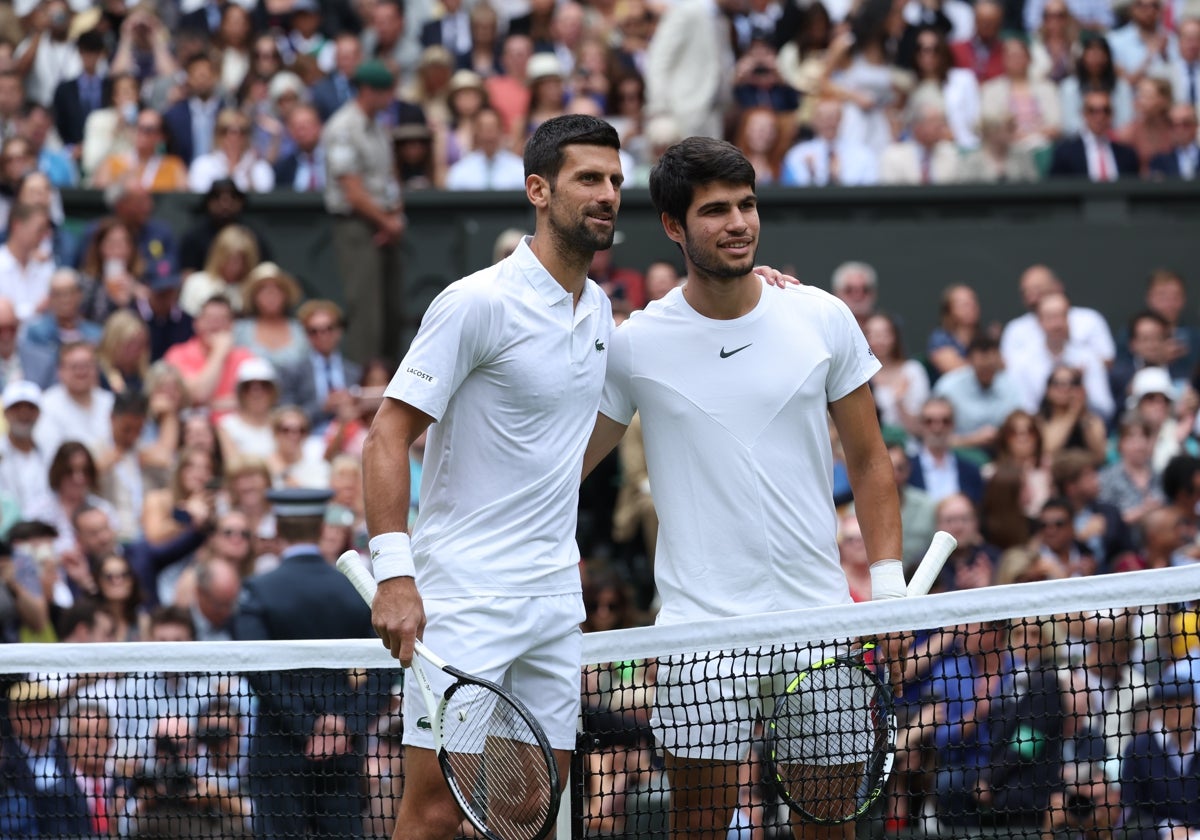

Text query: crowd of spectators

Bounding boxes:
[0,0,1192,197]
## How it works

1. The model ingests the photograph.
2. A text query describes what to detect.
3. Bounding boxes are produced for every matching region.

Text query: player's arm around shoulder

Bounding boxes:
[584,316,637,480]
[363,397,434,667]
[583,414,628,480]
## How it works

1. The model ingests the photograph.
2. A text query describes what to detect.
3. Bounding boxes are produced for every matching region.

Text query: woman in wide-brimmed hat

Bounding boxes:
[232,261,307,371]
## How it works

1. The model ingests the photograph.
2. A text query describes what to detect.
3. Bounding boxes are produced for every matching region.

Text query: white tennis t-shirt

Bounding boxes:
[600,279,880,625]
[385,237,612,598]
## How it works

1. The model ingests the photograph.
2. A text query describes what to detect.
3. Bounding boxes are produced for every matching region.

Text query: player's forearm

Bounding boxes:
[847,456,903,564]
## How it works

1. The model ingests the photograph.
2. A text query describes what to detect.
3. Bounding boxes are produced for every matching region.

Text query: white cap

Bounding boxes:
[526,53,564,83]
[1126,366,1175,410]
[268,71,306,103]
[236,357,278,386]
[2,380,42,410]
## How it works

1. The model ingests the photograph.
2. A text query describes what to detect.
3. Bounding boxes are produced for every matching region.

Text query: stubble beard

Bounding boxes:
[684,231,756,282]
[547,199,615,259]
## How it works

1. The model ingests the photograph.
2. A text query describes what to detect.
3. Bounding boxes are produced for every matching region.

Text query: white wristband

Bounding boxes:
[870,559,906,600]
[369,532,415,582]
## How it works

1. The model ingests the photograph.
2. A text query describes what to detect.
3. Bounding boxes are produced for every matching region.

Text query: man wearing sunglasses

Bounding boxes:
[1049,88,1140,180]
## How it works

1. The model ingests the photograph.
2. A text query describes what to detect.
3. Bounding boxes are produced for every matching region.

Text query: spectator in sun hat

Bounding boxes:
[216,356,281,460]
[1127,366,1195,474]
[233,261,308,372]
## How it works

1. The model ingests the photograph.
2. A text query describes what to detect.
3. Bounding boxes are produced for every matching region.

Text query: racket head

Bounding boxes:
[431,667,561,840]
[765,648,896,825]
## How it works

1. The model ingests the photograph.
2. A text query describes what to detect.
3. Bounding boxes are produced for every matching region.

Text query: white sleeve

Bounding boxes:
[825,295,881,402]
[384,282,500,422]
[599,319,636,425]
[1077,308,1116,362]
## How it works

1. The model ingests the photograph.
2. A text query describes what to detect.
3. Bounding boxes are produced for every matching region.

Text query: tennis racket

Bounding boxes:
[765,530,957,824]
[337,552,561,840]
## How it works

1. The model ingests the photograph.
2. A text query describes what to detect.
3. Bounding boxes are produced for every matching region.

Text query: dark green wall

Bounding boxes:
[62,181,1200,353]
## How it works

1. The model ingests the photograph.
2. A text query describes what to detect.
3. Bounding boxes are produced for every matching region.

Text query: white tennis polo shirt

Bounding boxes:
[599,279,880,625]
[386,237,612,598]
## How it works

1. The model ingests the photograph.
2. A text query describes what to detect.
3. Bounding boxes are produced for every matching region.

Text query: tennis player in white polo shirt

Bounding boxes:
[362,115,623,840]
[582,137,904,840]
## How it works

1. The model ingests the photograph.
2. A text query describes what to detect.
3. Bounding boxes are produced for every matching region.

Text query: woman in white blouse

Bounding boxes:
[188,108,275,194]
[80,74,140,179]
[864,312,930,437]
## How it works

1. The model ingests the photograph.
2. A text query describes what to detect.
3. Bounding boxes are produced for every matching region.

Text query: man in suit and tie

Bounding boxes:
[1049,88,1140,180]
[310,33,362,122]
[233,488,393,840]
[52,30,106,157]
[420,0,471,58]
[162,53,224,165]
[279,299,362,431]
[1172,18,1200,108]
[879,99,963,184]
[273,105,326,192]
[1150,103,1200,178]
[781,97,878,186]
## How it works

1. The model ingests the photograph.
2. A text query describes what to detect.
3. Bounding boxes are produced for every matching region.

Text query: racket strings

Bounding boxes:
[440,684,555,840]
[770,663,890,822]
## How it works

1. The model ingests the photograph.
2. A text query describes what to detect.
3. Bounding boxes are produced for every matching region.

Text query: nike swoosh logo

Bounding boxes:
[720,344,752,358]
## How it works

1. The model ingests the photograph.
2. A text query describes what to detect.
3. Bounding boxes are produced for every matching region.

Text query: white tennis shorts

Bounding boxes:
[653,645,868,763]
[401,592,584,752]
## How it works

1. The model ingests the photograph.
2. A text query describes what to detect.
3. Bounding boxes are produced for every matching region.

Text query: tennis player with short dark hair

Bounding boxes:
[583,136,905,839]
[363,114,624,840]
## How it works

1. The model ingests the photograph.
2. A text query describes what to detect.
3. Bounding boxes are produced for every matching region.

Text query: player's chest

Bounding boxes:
[633,325,833,421]
[484,306,610,407]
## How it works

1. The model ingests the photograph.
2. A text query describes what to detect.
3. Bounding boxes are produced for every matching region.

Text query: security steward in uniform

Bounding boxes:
[233,488,394,840]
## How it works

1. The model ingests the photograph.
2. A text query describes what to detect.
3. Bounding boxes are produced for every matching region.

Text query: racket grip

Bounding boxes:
[337,550,446,671]
[906,531,957,597]
[337,550,378,602]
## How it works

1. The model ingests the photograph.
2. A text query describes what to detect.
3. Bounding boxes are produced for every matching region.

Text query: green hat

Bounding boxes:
[353,59,395,91]
[1000,29,1030,46]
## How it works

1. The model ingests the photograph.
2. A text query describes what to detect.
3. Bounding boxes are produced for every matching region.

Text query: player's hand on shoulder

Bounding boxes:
[755,264,801,288]
[372,576,426,667]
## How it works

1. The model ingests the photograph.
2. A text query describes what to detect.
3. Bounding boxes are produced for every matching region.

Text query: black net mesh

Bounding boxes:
[1,568,1198,840]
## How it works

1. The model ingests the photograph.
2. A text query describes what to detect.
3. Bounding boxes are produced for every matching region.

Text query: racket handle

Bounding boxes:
[906,530,957,597]
[337,550,378,602]
[336,550,448,671]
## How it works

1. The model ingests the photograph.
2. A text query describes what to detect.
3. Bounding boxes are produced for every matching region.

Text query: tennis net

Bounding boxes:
[2,564,1198,840]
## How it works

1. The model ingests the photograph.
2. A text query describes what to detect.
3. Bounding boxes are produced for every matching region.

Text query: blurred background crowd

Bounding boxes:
[0,0,1193,197]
